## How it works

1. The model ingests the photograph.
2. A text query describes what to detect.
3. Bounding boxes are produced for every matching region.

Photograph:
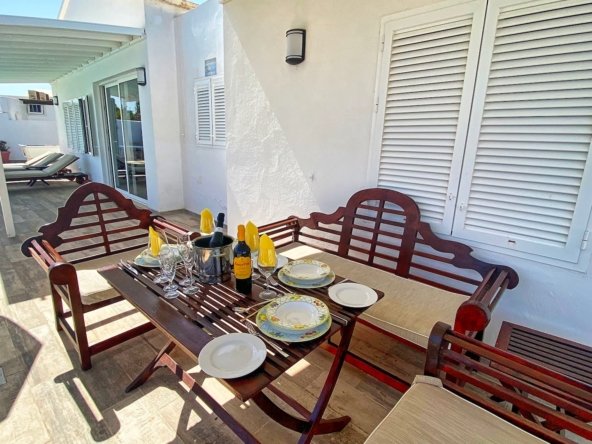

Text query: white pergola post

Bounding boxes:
[0,156,15,238]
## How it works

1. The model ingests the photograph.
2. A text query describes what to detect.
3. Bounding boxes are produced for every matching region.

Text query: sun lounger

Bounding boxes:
[5,154,86,186]
[3,152,63,170]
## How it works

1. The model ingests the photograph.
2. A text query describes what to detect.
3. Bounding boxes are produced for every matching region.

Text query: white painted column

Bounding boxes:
[0,157,15,238]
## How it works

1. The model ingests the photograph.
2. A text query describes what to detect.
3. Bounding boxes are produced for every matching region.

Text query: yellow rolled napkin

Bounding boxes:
[200,208,214,234]
[149,226,162,257]
[245,220,259,252]
[258,234,277,267]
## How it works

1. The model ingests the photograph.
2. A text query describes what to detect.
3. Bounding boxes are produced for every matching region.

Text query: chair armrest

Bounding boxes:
[454,266,512,334]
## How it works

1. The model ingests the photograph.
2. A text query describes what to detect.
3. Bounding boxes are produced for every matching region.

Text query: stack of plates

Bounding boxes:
[278,259,335,288]
[256,295,332,342]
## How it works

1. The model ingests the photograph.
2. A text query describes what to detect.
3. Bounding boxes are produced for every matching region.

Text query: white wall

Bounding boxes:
[59,0,146,27]
[143,0,186,211]
[52,42,147,186]
[52,0,187,212]
[0,97,59,161]
[175,0,226,216]
[223,0,592,346]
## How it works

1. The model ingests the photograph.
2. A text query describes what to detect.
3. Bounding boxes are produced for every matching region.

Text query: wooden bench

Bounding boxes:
[365,322,592,443]
[259,188,519,387]
[21,182,195,370]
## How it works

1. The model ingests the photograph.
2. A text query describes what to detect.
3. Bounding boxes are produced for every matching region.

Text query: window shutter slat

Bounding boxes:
[375,2,486,233]
[454,0,592,262]
[194,78,212,144]
[212,76,226,145]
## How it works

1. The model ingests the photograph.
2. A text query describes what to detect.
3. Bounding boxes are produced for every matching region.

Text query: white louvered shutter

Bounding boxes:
[454,0,592,262]
[212,76,226,146]
[194,78,212,144]
[372,1,486,234]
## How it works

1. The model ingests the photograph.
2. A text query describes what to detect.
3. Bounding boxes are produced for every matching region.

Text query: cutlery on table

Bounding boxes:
[243,322,289,358]
[232,300,271,313]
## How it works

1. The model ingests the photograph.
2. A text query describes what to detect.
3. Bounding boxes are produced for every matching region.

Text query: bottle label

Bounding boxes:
[234,257,252,279]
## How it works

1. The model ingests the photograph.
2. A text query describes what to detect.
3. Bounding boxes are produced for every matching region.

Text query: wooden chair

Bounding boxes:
[365,322,592,443]
[21,182,196,370]
[258,188,519,387]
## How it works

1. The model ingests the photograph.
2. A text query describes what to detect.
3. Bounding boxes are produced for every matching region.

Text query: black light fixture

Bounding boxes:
[137,67,147,86]
[286,29,306,65]
[52,96,59,106]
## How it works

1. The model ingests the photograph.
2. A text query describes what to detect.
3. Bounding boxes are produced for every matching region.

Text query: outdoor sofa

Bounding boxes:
[365,322,592,443]
[258,187,519,388]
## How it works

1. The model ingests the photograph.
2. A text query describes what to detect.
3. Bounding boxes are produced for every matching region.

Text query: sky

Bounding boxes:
[0,0,203,97]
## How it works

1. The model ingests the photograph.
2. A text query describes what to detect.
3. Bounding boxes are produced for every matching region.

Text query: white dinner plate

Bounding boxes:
[278,269,336,289]
[198,333,267,379]
[328,283,378,308]
[252,253,289,271]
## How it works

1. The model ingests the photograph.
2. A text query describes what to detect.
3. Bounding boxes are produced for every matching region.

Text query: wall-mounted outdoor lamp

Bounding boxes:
[52,96,59,106]
[286,29,306,65]
[137,67,147,86]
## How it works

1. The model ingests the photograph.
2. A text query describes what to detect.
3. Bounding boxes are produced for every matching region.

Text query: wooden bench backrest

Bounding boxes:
[425,322,592,444]
[272,188,518,295]
[22,182,154,266]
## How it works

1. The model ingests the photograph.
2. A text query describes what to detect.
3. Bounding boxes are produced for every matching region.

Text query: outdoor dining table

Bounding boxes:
[98,243,384,443]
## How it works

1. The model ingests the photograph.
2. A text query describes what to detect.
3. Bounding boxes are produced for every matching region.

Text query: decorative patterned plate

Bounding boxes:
[281,259,331,282]
[328,283,378,308]
[198,333,266,379]
[278,268,336,289]
[256,305,332,342]
[134,250,160,268]
[265,295,329,331]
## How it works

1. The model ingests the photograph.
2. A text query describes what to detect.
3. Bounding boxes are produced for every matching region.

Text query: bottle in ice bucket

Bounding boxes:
[233,225,252,294]
[209,213,225,247]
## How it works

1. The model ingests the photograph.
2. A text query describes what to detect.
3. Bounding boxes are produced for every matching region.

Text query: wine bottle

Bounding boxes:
[233,224,252,294]
[209,213,225,247]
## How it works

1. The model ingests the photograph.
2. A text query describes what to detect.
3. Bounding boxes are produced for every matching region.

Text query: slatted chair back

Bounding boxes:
[261,188,518,296]
[22,183,152,267]
[425,322,592,444]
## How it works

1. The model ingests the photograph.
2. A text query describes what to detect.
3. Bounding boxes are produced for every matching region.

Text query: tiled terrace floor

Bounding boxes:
[0,181,423,443]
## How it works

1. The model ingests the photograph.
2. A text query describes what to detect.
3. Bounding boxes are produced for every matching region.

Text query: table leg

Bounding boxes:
[251,321,356,442]
[125,341,176,393]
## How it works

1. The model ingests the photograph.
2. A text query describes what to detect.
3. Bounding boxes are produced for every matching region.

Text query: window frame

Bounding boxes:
[27,104,44,115]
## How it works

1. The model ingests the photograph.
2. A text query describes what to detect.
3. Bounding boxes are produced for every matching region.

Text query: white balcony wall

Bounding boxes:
[223,0,592,345]
[175,0,226,216]
[0,97,58,161]
[59,0,146,27]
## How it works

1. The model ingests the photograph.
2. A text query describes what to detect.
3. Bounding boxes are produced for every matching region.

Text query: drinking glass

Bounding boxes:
[151,227,168,284]
[257,251,277,300]
[178,235,198,295]
[245,222,260,280]
[159,244,178,299]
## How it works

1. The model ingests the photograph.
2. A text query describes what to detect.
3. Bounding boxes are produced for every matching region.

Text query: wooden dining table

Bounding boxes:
[98,243,384,444]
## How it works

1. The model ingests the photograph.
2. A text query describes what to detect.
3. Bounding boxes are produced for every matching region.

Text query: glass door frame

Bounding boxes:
[101,73,149,205]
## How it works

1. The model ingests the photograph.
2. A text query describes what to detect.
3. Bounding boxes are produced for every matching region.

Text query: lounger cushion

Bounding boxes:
[74,247,146,305]
[364,376,544,443]
[279,244,468,348]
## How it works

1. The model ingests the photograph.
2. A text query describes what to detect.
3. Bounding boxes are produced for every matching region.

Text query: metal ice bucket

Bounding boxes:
[193,235,234,284]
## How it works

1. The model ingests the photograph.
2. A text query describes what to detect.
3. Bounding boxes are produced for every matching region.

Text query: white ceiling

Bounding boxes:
[0,15,144,83]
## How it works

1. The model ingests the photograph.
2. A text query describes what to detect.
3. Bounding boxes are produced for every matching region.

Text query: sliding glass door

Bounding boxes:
[104,78,146,199]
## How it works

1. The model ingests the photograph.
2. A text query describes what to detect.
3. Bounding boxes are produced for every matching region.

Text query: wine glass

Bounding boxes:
[245,221,260,280]
[151,227,168,284]
[257,250,277,300]
[159,244,178,299]
[178,234,198,295]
